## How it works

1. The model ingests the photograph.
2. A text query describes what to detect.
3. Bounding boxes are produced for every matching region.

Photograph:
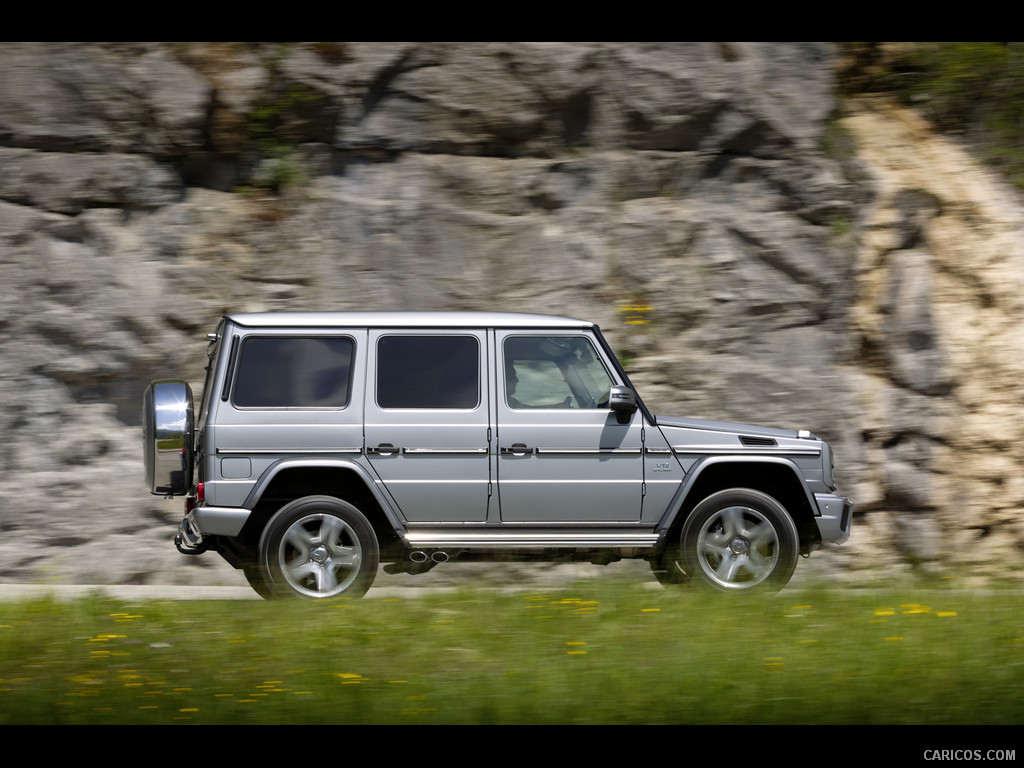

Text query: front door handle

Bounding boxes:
[501,443,534,456]
[367,443,400,456]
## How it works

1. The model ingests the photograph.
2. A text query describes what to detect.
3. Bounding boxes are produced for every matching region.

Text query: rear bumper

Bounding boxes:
[176,505,251,552]
[814,493,853,545]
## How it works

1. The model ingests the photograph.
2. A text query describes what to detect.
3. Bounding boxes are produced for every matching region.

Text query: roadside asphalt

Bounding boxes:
[0,584,439,601]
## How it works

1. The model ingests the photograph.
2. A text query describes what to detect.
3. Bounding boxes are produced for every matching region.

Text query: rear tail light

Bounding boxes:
[184,483,205,515]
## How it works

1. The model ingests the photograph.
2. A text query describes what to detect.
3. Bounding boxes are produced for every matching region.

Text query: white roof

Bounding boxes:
[226,311,595,330]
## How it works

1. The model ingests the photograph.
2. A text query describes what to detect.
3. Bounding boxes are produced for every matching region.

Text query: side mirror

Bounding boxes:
[609,385,638,424]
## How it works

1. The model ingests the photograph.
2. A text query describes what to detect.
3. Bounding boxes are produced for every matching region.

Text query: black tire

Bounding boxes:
[258,496,379,599]
[649,541,691,587]
[242,562,276,600]
[680,488,798,592]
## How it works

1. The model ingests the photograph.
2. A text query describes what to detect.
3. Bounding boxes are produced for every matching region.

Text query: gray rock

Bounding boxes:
[0,42,1020,588]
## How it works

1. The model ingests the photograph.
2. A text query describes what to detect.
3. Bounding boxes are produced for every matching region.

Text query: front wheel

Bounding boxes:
[680,489,798,592]
[258,496,379,599]
[649,541,690,587]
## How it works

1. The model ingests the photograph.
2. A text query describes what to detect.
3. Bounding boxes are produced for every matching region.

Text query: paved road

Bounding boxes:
[0,584,444,601]
[0,562,662,601]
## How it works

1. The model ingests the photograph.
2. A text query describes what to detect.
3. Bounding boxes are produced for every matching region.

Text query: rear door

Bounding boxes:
[364,329,492,522]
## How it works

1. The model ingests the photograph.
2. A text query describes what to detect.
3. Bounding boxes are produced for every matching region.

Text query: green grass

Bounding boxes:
[1,583,1022,724]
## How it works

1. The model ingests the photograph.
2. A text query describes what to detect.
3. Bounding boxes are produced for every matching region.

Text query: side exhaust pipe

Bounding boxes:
[409,550,450,563]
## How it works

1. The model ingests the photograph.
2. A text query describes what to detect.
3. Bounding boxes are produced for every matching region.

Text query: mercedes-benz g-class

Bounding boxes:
[143,312,851,599]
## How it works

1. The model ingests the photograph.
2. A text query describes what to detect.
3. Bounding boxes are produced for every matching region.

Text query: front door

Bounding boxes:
[495,331,644,522]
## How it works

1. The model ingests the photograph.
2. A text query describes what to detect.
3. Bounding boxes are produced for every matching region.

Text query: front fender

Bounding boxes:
[656,455,818,535]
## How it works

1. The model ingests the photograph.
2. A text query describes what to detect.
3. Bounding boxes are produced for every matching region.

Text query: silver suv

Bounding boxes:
[143,312,851,599]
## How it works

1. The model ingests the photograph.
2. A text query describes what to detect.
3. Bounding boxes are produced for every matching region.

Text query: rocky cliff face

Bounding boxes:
[0,42,1019,587]
[842,99,1024,584]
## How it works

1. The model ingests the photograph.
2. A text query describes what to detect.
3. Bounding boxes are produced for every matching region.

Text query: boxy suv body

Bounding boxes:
[144,312,851,598]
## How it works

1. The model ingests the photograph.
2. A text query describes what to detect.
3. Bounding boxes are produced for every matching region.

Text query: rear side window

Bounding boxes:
[377,335,479,409]
[233,337,354,408]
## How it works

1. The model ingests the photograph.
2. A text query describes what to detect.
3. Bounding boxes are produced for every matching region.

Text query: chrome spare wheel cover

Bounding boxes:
[696,505,779,589]
[277,513,362,597]
[143,379,194,496]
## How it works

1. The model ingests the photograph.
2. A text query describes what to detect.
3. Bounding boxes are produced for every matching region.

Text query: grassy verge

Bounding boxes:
[1,582,1022,725]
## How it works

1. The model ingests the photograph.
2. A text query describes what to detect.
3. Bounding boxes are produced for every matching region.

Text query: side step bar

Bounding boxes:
[403,531,661,550]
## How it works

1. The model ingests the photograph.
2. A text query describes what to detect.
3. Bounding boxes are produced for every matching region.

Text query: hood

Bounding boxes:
[655,415,813,441]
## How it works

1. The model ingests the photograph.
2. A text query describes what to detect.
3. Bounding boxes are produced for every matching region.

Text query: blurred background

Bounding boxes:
[0,42,1021,588]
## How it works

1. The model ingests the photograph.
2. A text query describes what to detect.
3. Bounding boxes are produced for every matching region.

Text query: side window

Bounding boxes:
[504,336,613,409]
[233,336,353,408]
[377,335,479,409]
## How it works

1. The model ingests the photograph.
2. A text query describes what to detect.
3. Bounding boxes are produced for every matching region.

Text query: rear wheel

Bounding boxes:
[680,489,798,592]
[258,496,379,599]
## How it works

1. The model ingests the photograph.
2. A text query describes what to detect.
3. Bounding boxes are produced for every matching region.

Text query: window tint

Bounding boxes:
[377,335,479,409]
[233,337,353,408]
[504,336,613,409]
